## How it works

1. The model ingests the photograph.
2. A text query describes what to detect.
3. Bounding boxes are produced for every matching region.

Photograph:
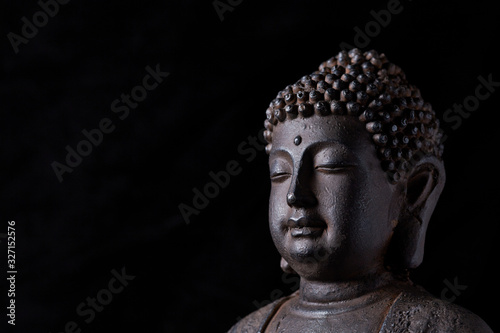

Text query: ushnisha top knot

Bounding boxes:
[264,48,443,183]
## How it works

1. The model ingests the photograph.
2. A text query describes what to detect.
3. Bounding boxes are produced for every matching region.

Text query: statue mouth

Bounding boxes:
[287,217,326,238]
[289,227,324,237]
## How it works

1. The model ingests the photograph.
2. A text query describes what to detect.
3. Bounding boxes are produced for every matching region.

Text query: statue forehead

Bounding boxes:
[270,115,370,152]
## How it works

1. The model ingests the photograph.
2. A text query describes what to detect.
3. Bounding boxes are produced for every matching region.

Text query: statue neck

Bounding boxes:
[298,271,400,305]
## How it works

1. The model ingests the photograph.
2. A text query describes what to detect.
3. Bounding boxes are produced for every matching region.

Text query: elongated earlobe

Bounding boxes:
[386,156,445,271]
[280,257,296,274]
[387,212,425,269]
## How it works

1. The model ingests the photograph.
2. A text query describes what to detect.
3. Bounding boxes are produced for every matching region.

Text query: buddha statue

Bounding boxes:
[229,49,493,333]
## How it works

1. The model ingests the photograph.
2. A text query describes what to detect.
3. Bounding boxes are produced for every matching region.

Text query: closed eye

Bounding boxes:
[270,172,291,182]
[314,164,354,173]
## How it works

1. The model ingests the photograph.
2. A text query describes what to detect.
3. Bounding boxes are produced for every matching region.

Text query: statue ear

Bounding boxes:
[387,155,446,270]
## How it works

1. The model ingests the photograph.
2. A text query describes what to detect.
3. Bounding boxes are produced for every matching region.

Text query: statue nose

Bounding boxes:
[286,187,317,208]
[286,162,317,207]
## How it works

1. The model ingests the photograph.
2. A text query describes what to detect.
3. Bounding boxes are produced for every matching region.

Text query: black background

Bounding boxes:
[1,0,499,332]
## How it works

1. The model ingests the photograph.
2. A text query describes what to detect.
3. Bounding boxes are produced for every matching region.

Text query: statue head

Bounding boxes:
[264,49,445,282]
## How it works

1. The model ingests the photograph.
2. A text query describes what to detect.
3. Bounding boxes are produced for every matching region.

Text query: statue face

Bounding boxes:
[268,115,402,282]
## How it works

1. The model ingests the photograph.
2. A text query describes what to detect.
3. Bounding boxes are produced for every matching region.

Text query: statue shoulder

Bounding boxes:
[227,294,294,333]
[381,285,493,333]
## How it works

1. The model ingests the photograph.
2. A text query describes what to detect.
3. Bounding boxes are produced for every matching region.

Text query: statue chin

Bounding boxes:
[228,48,493,333]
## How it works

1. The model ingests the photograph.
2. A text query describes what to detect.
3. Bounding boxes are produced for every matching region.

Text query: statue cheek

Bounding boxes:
[316,181,356,221]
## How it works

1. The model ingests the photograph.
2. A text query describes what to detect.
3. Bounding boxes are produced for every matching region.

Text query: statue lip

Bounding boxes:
[287,217,326,237]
